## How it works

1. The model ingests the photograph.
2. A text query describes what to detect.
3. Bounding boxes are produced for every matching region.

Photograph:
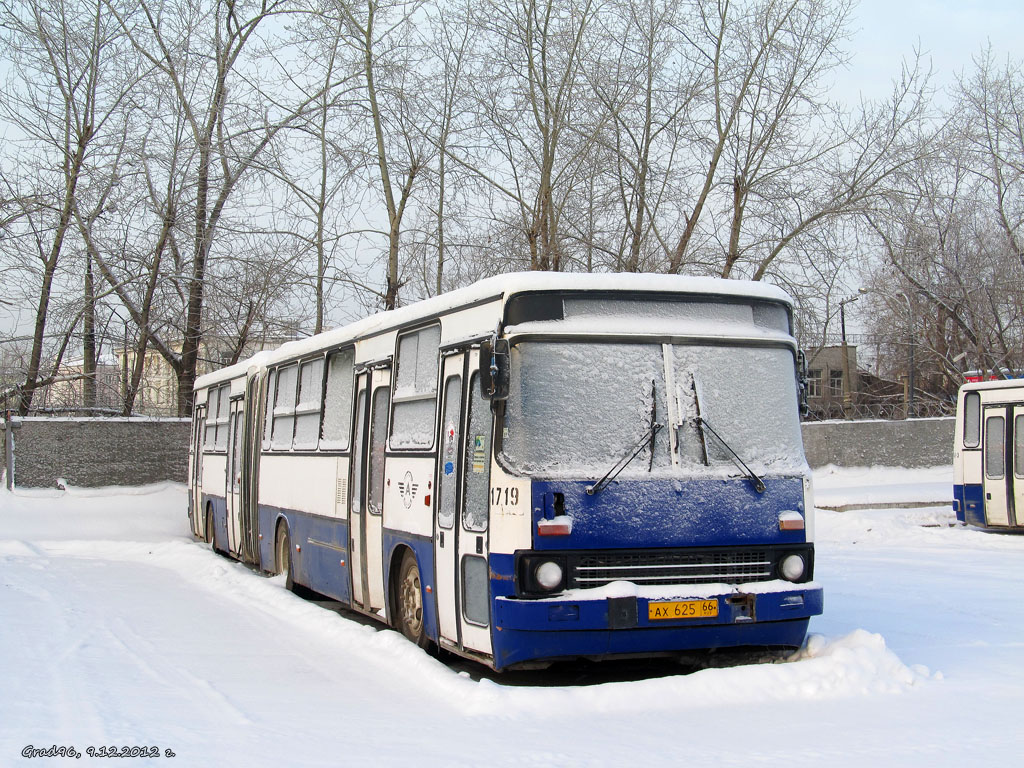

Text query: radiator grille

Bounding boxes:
[569,549,773,588]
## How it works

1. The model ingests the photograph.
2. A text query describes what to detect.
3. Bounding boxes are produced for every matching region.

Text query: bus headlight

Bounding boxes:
[517,553,568,595]
[780,554,806,582]
[535,560,564,591]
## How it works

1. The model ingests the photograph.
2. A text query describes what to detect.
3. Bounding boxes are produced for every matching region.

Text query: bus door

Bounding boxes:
[434,352,464,645]
[225,398,244,553]
[240,374,261,564]
[350,365,391,613]
[190,405,206,537]
[1014,407,1024,528]
[983,407,1013,526]
[434,349,492,656]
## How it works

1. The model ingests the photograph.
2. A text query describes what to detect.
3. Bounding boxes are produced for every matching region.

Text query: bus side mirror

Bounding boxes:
[480,338,510,400]
[797,350,809,417]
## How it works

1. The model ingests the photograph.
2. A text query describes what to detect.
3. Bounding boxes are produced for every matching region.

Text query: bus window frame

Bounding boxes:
[963,391,981,448]
[319,346,356,453]
[204,384,231,454]
[270,362,299,451]
[389,322,442,452]
[293,355,326,450]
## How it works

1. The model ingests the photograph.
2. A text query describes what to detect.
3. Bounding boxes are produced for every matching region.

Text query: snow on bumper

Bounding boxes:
[493,580,823,632]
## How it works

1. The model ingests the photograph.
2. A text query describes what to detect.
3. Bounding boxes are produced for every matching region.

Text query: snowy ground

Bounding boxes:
[2,467,1023,767]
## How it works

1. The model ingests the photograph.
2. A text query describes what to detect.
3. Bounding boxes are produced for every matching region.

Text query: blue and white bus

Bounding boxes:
[187,273,823,670]
[954,379,1024,529]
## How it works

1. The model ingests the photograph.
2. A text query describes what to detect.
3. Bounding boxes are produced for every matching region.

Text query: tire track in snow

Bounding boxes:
[0,552,111,743]
[104,616,253,728]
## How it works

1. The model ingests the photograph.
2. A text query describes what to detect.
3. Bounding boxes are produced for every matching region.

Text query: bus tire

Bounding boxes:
[395,550,429,649]
[204,505,214,546]
[276,521,296,591]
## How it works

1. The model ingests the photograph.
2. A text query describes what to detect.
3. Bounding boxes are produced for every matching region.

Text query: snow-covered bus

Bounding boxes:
[953,379,1024,529]
[188,273,823,670]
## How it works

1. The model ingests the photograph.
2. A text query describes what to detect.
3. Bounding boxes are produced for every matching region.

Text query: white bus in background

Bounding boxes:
[187,273,823,670]
[954,379,1024,529]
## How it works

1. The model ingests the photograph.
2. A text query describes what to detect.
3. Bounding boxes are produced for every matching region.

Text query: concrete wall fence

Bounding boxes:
[3,415,955,489]
[800,417,954,469]
[2,417,191,489]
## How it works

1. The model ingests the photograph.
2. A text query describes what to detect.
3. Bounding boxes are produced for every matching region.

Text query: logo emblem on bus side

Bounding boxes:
[398,471,418,509]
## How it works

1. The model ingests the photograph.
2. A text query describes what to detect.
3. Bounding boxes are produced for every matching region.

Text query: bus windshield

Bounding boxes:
[499,341,804,479]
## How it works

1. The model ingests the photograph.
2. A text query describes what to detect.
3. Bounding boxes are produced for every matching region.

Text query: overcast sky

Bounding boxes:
[2,0,1022,341]
[834,0,1022,104]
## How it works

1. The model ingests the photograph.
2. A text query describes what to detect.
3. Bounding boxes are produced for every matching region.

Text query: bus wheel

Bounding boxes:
[204,505,214,546]
[276,521,297,592]
[396,551,429,648]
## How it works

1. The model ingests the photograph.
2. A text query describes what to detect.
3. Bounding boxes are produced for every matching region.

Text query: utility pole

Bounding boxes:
[839,290,866,419]
[4,409,19,491]
[899,292,915,419]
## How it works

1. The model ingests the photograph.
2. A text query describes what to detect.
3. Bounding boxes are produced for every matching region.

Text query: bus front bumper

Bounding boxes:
[490,582,822,669]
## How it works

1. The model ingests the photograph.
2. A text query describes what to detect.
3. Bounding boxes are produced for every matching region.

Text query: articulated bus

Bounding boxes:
[187,273,823,670]
[954,379,1024,529]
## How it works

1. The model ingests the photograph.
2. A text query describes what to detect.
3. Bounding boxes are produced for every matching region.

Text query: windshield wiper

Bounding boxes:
[695,416,766,494]
[587,379,662,496]
[688,373,764,493]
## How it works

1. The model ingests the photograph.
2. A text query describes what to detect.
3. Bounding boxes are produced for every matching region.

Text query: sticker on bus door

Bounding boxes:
[472,435,486,473]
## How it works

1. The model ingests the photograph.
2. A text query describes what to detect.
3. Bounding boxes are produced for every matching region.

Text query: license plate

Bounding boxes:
[648,599,719,620]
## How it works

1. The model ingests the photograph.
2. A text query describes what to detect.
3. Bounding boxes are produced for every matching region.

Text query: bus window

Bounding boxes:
[986,416,1005,479]
[213,385,230,451]
[351,389,366,516]
[271,364,298,450]
[463,373,490,533]
[462,556,489,626]
[392,325,441,449]
[1016,416,1024,478]
[964,392,981,448]
[231,411,243,490]
[368,386,390,515]
[294,358,325,449]
[321,349,354,450]
[263,370,277,450]
[204,390,218,450]
[437,375,462,531]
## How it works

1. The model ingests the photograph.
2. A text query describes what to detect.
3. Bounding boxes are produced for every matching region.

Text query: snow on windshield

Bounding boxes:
[672,344,804,472]
[501,343,671,477]
[500,341,803,478]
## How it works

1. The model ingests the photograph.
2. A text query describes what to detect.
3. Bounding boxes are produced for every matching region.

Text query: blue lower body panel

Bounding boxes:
[955,484,985,527]
[257,504,352,603]
[490,586,822,669]
[952,484,965,523]
[254,505,438,642]
[381,531,439,643]
[202,494,227,549]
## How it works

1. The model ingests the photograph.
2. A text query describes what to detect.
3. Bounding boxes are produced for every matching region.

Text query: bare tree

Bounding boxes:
[103,0,330,413]
[959,46,1024,267]
[415,0,475,295]
[0,0,138,413]
[861,122,1023,397]
[455,0,600,272]
[329,0,429,309]
[264,11,364,333]
[584,0,699,272]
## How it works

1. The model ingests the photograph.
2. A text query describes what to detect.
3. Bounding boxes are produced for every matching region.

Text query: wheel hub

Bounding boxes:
[401,569,422,634]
